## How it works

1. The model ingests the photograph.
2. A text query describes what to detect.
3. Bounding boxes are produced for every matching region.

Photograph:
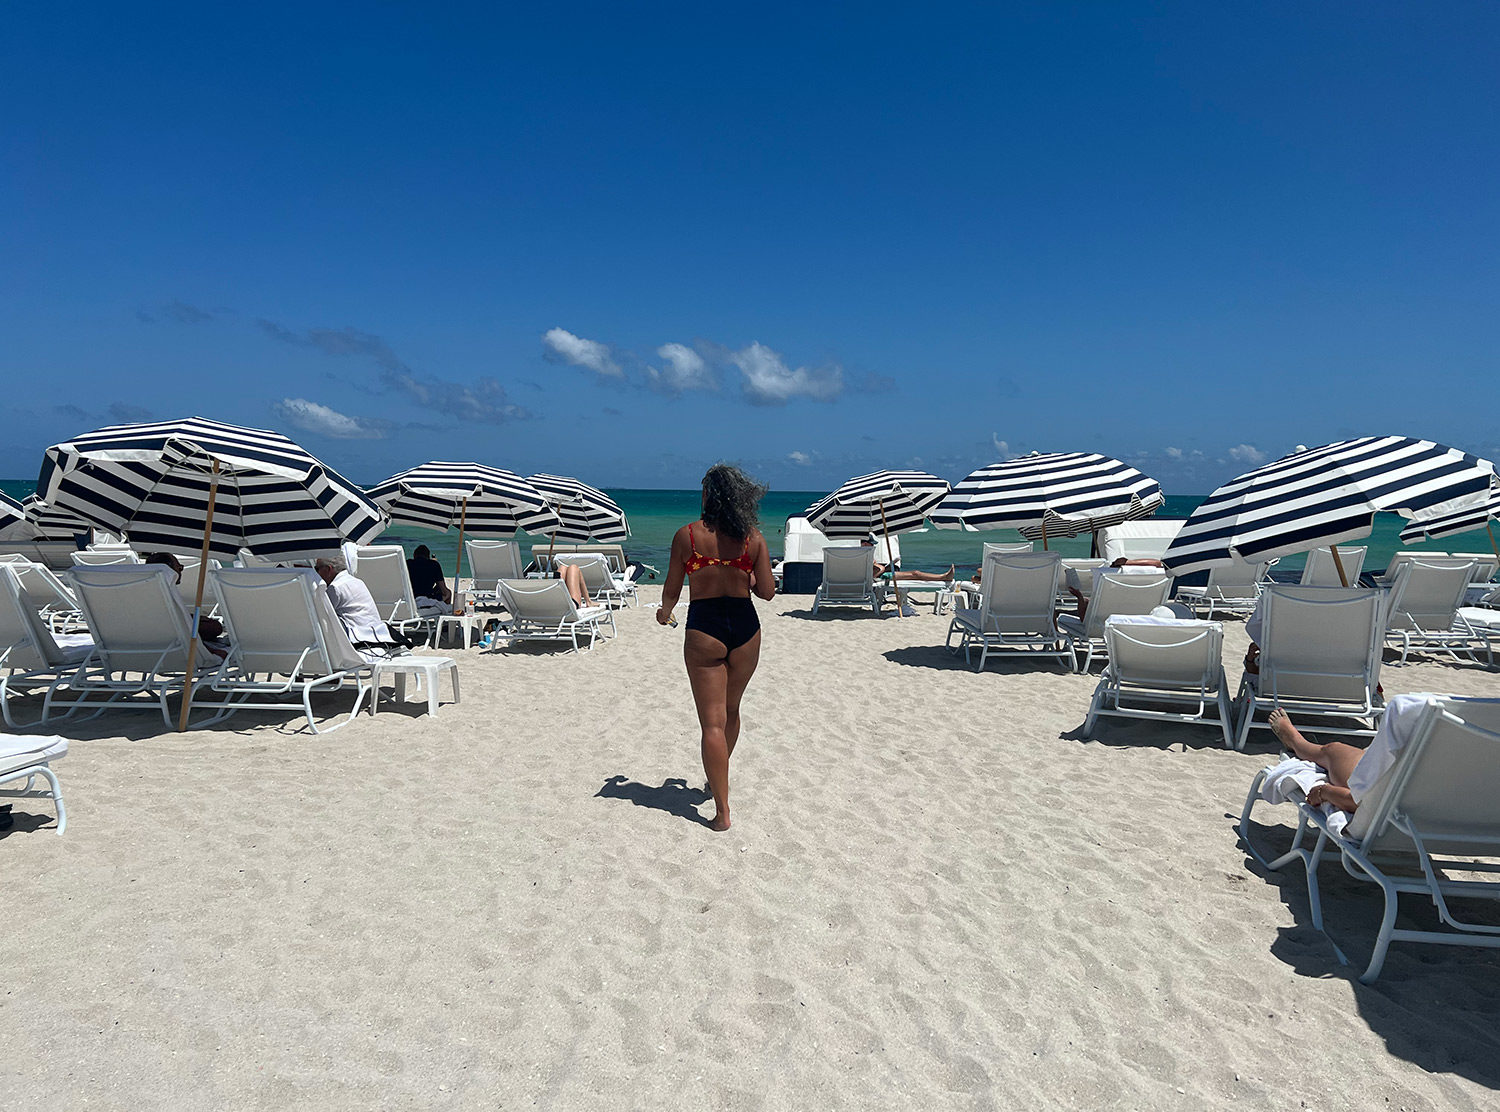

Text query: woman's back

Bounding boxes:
[680,520,760,600]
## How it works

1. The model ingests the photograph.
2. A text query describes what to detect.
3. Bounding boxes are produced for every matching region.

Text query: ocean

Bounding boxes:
[1,480,1457,577]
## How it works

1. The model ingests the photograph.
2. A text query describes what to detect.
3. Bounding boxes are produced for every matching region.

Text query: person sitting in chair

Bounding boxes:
[143,552,230,658]
[407,544,453,614]
[314,554,405,656]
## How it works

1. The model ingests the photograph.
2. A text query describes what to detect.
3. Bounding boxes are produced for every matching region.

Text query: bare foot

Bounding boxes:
[708,811,730,832]
[1268,708,1305,756]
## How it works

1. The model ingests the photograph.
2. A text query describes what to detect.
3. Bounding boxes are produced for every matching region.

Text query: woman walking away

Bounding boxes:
[657,464,775,831]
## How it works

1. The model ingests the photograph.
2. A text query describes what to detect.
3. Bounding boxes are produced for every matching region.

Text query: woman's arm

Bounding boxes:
[751,530,775,601]
[657,526,689,623]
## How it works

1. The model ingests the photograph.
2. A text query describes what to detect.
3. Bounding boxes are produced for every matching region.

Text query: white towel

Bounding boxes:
[1258,757,1348,836]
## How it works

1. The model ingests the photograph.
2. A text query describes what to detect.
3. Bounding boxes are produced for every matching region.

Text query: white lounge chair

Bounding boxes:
[946,552,1069,671]
[1057,570,1172,673]
[1175,560,1270,620]
[0,733,68,835]
[59,564,229,729]
[1300,545,1367,587]
[554,553,639,608]
[351,545,440,644]
[2,558,86,632]
[1384,558,1490,666]
[208,566,378,733]
[984,541,1034,557]
[1234,585,1385,748]
[1083,615,1236,748]
[1238,694,1500,982]
[812,547,881,616]
[1056,557,1108,609]
[71,548,141,567]
[0,566,95,728]
[466,539,523,603]
[497,579,613,652]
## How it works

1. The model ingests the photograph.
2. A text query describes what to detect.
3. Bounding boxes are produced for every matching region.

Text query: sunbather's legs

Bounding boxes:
[722,631,761,762]
[558,564,592,606]
[893,565,956,582]
[1268,708,1363,787]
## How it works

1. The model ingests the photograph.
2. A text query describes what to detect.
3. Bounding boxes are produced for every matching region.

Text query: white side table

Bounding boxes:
[436,612,484,649]
[372,656,461,717]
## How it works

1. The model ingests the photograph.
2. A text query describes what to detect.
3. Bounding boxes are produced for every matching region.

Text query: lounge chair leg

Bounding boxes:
[1360,874,1401,984]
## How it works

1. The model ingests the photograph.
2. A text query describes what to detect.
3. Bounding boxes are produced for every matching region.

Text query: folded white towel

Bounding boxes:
[1258,757,1348,836]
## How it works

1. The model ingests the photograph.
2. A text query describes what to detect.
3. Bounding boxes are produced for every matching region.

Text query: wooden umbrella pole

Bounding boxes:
[1330,545,1350,588]
[176,459,220,733]
[1041,517,1049,551]
[1489,523,1499,562]
[452,496,468,611]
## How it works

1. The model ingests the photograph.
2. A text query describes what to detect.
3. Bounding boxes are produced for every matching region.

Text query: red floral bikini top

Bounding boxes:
[684,524,755,575]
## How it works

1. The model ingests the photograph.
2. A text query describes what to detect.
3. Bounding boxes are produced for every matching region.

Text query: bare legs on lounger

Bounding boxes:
[1269,707,1362,813]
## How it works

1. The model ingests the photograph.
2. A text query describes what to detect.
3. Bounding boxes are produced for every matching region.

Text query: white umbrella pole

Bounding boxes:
[176,459,220,733]
[1330,545,1350,588]
[453,496,468,610]
[877,499,901,616]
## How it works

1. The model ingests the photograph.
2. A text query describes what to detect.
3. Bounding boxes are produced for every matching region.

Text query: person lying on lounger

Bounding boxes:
[1268,708,1364,813]
[859,538,954,582]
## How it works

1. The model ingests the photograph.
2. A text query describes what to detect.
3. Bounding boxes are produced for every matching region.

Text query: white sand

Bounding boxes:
[3,589,1499,1109]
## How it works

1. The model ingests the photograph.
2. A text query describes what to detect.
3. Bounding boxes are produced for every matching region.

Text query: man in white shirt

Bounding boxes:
[314,554,397,647]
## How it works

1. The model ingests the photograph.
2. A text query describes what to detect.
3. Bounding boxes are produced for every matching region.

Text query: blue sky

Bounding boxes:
[2,3,1496,492]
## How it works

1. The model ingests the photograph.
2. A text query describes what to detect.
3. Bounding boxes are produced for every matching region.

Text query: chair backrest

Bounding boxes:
[529,543,628,574]
[72,549,142,567]
[0,542,80,571]
[499,578,581,623]
[1385,559,1477,631]
[984,542,1034,558]
[1098,521,1184,562]
[1451,552,1499,583]
[466,539,523,588]
[1204,559,1269,600]
[3,559,78,615]
[212,567,364,676]
[351,546,420,622]
[820,547,876,598]
[870,533,901,567]
[1060,558,1109,597]
[0,566,75,669]
[1104,616,1224,693]
[1083,571,1172,637]
[66,564,196,674]
[171,555,223,609]
[554,553,615,591]
[1348,697,1500,856]
[1299,545,1367,587]
[1258,585,1383,705]
[981,552,1063,633]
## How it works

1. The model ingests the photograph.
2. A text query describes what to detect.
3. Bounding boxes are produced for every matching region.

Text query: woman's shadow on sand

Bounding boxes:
[596,775,712,827]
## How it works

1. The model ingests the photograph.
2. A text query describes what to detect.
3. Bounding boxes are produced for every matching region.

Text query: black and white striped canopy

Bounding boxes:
[1162,436,1500,575]
[37,417,389,559]
[804,470,951,539]
[22,494,92,539]
[930,452,1165,539]
[0,490,34,542]
[367,461,560,537]
[526,474,629,543]
[1398,488,1500,544]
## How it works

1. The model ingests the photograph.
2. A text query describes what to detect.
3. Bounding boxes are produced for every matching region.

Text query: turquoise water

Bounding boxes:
[1,480,1462,578]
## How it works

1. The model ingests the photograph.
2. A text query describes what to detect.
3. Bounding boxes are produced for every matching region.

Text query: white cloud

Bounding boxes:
[730,342,843,404]
[648,342,714,393]
[543,327,622,378]
[273,398,389,439]
[1228,443,1266,465]
[787,450,812,466]
[1164,446,1183,459]
[991,435,1010,458]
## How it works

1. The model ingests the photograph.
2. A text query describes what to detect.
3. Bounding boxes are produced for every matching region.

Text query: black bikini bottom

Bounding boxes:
[685,596,761,652]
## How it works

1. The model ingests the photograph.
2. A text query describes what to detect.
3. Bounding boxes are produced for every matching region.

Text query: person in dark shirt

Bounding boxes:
[407,544,452,607]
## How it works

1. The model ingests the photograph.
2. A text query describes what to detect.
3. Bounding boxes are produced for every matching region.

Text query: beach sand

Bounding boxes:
[3,589,1498,1109]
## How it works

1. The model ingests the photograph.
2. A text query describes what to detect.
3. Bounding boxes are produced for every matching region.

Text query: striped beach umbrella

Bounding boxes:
[22,494,93,539]
[0,490,34,542]
[367,461,560,599]
[525,474,630,543]
[1162,436,1500,580]
[804,470,951,540]
[38,416,390,729]
[931,451,1164,546]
